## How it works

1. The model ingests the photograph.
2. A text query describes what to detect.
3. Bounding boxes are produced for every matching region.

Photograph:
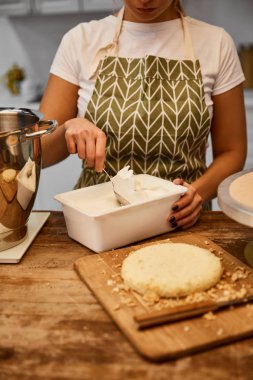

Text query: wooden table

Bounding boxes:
[0,211,253,380]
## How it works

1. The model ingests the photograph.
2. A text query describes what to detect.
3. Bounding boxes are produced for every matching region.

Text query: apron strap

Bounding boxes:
[180,13,196,60]
[88,6,196,79]
[88,7,124,79]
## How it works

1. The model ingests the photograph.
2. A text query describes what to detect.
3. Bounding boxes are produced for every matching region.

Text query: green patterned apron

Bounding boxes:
[76,7,211,190]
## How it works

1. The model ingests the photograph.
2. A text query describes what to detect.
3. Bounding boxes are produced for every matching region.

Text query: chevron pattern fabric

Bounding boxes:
[76,55,210,188]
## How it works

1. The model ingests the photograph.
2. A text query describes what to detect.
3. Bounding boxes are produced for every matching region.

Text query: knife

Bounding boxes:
[134,294,253,329]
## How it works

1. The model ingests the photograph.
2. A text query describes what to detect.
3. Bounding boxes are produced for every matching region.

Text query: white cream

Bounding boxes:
[111,166,185,205]
[69,193,120,215]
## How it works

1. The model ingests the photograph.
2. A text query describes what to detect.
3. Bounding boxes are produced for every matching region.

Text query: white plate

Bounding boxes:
[0,212,50,264]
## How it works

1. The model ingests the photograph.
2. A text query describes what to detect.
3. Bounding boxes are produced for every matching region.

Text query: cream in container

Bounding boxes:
[55,172,187,252]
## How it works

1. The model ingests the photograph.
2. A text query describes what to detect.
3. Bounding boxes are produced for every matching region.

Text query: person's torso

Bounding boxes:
[51,15,231,121]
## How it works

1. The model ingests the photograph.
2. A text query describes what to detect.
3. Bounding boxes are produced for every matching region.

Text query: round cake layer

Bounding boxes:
[121,243,223,297]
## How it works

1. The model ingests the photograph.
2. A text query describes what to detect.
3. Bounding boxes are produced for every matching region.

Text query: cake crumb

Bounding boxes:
[112,273,121,278]
[231,268,249,282]
[112,304,121,311]
[143,291,160,305]
[107,279,116,286]
[121,298,136,307]
[203,311,216,320]
[217,328,224,336]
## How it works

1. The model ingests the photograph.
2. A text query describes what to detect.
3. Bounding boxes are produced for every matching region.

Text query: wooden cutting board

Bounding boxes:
[74,234,253,361]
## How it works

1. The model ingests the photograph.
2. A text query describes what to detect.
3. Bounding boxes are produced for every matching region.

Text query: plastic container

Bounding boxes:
[55,174,187,252]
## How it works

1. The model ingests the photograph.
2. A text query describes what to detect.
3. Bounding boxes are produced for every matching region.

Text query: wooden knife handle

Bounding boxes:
[134,301,218,329]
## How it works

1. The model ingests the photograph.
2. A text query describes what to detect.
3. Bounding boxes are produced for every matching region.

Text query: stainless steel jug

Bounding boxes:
[0,107,57,251]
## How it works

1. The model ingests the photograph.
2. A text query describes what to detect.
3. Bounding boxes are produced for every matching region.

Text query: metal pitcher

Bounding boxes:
[0,107,57,251]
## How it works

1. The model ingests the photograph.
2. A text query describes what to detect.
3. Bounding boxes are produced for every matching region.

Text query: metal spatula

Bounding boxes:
[103,169,130,206]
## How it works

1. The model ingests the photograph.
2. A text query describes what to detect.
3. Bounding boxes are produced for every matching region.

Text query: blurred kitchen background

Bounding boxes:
[0,0,252,210]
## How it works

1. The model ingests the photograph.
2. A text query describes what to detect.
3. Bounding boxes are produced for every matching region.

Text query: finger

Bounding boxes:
[85,135,96,168]
[171,182,199,211]
[177,190,196,209]
[95,132,106,172]
[170,190,195,214]
[170,180,191,210]
[65,134,77,154]
[168,194,202,223]
[180,211,202,229]
[180,218,199,230]
[75,137,86,160]
[173,178,184,185]
[173,208,202,230]
[168,207,194,227]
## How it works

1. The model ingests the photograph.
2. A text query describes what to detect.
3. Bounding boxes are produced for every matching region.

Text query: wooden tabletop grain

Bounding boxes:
[0,211,253,380]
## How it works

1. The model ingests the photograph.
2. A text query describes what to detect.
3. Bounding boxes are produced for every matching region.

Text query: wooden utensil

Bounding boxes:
[134,294,253,329]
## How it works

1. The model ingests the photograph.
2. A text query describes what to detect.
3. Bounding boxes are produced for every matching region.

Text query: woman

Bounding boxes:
[40,0,247,229]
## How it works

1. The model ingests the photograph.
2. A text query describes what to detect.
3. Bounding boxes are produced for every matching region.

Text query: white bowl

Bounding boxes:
[55,174,187,252]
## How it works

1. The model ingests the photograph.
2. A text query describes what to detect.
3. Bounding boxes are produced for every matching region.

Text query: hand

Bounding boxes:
[167,179,203,230]
[63,117,106,172]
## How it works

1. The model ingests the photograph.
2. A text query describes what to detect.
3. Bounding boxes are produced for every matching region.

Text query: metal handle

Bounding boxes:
[25,119,58,138]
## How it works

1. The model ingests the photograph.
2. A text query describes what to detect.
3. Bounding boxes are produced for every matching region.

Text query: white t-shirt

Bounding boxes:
[50,15,244,120]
